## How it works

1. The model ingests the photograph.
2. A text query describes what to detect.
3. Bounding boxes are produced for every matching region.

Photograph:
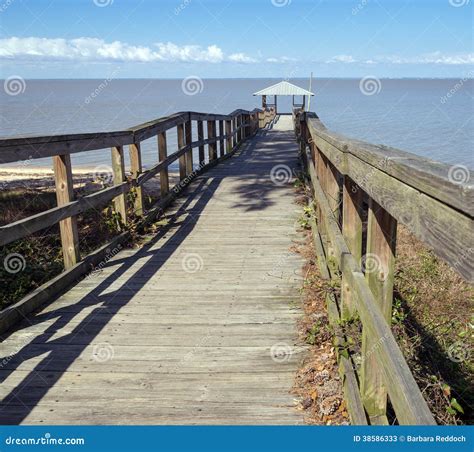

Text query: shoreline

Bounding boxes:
[0,167,179,193]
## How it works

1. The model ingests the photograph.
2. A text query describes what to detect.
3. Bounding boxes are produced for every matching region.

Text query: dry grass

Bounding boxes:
[392,226,473,424]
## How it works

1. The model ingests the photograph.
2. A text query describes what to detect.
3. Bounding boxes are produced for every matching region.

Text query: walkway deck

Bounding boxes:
[0,116,307,425]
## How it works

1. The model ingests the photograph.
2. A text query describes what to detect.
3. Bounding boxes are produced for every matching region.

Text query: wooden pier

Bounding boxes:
[0,97,472,425]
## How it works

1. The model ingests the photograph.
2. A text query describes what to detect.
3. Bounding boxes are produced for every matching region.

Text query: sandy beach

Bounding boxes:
[0,166,180,196]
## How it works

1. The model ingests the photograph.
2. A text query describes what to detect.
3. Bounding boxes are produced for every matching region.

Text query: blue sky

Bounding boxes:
[0,0,472,78]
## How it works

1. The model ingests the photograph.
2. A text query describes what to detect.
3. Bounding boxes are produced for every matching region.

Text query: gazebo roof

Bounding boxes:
[253,81,314,96]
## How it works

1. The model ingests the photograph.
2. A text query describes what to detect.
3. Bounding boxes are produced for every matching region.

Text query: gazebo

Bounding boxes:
[253,81,314,114]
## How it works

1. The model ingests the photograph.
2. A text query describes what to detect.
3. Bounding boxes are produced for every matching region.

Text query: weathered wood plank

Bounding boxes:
[219,120,225,157]
[177,123,187,180]
[197,120,205,164]
[341,176,364,319]
[307,117,473,217]
[0,132,133,164]
[360,199,397,424]
[225,119,232,154]
[207,120,217,161]
[185,119,193,174]
[0,182,129,246]
[158,131,169,198]
[129,142,144,216]
[306,128,473,282]
[307,159,435,424]
[53,154,80,269]
[111,145,127,225]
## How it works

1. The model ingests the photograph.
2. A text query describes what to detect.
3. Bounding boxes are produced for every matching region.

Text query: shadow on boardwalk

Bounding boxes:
[0,175,219,424]
[0,119,304,425]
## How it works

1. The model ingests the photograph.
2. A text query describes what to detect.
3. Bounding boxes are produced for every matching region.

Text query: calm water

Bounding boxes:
[0,78,472,169]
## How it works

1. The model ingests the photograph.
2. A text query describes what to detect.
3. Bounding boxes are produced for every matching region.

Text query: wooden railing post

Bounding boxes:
[299,116,306,154]
[207,120,217,161]
[341,176,363,319]
[233,116,238,147]
[225,119,232,153]
[360,198,397,424]
[219,120,225,157]
[197,120,205,165]
[177,123,187,180]
[158,131,169,198]
[129,142,144,216]
[111,145,127,226]
[324,160,341,275]
[53,154,80,269]
[237,115,242,143]
[185,118,193,174]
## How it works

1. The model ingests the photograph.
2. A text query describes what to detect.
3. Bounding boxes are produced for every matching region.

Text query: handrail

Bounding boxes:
[295,110,473,282]
[305,114,473,217]
[0,106,276,333]
[0,108,266,163]
[294,109,473,425]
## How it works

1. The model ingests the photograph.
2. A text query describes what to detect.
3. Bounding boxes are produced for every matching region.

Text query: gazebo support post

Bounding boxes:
[274,95,278,115]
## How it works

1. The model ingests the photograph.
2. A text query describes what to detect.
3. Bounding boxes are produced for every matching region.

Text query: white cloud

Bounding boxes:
[265,56,295,63]
[326,54,357,63]
[3,37,470,68]
[324,52,474,66]
[383,52,474,65]
[0,37,254,63]
[228,53,257,63]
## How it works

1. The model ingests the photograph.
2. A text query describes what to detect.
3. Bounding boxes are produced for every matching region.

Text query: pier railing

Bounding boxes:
[0,107,276,332]
[294,109,473,425]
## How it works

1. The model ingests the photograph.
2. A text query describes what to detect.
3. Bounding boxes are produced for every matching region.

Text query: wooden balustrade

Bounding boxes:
[0,107,276,331]
[294,109,473,425]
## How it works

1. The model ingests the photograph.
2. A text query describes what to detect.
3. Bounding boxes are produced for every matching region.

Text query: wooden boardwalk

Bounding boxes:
[0,116,307,425]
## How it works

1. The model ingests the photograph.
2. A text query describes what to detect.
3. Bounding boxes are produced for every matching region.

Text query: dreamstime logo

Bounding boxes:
[0,0,15,13]
[440,71,473,104]
[360,253,383,278]
[85,245,122,281]
[270,164,292,186]
[93,0,113,6]
[84,67,121,104]
[175,0,191,14]
[447,341,470,363]
[448,0,469,7]
[270,343,293,363]
[173,161,206,195]
[448,164,470,185]
[4,75,26,96]
[352,0,369,15]
[181,76,204,96]
[271,0,291,6]
[283,65,300,82]
[359,76,382,96]
[92,343,115,362]
[3,253,26,274]
[93,165,114,185]
[181,253,204,273]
